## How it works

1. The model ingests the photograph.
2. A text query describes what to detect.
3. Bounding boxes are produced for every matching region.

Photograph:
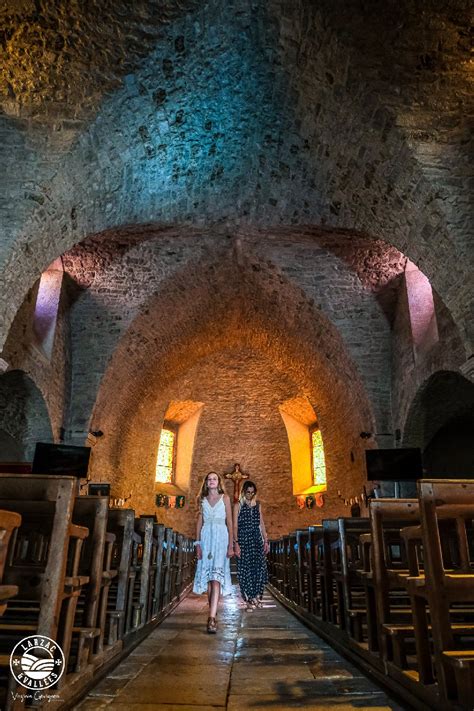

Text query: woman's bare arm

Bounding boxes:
[260,506,270,554]
[195,509,203,559]
[233,502,241,558]
[224,494,234,557]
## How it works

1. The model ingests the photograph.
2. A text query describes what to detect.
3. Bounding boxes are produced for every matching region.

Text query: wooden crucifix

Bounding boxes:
[224,463,249,503]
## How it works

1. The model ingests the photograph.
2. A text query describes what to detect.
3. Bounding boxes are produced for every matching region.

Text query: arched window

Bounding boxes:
[404,260,439,360]
[33,259,64,360]
[279,397,327,495]
[311,427,326,488]
[155,426,177,483]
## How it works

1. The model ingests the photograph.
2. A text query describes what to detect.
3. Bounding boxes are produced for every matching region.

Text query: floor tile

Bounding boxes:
[73,586,407,711]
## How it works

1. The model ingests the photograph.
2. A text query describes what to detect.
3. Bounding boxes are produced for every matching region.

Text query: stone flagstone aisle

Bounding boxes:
[74,589,407,711]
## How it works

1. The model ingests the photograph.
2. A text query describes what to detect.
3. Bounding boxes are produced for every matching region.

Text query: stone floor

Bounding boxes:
[74,588,407,711]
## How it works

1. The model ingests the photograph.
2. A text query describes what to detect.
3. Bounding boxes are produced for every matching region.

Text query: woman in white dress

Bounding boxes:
[193,471,234,633]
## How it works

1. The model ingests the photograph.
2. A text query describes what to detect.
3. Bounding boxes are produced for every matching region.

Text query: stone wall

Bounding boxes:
[89,347,367,538]
[1,274,71,443]
[64,228,396,445]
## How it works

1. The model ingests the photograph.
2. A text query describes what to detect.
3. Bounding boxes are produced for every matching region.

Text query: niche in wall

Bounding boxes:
[154,400,204,494]
[279,396,327,495]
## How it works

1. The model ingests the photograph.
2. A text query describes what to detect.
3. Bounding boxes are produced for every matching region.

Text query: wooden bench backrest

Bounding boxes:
[0,474,78,636]
[418,480,474,579]
[0,509,22,581]
[73,495,110,626]
[337,518,371,574]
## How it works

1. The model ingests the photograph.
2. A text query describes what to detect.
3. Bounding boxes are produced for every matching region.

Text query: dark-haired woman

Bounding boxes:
[233,480,269,611]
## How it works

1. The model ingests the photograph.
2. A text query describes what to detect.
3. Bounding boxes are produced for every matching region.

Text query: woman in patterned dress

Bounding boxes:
[193,471,234,633]
[233,480,269,611]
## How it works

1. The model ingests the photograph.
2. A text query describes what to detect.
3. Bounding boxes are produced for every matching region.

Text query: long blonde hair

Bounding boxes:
[197,471,226,501]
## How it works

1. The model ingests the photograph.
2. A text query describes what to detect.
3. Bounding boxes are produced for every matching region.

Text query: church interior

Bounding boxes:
[0,1,472,709]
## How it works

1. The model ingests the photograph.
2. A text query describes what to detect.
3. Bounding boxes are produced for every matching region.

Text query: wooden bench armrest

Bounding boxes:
[0,585,18,601]
[64,574,90,589]
[443,651,474,666]
[69,523,89,540]
[72,626,100,639]
[0,510,22,531]
[400,525,422,541]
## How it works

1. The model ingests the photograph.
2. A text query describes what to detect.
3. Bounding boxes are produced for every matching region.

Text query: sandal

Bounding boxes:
[207,616,217,633]
[245,601,255,612]
[254,599,263,608]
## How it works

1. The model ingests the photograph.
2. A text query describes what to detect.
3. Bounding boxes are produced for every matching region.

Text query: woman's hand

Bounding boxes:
[263,539,270,555]
[196,543,202,560]
[234,542,241,558]
[227,544,234,558]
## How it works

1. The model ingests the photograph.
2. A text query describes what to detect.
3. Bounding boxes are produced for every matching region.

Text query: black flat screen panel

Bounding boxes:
[32,443,91,478]
[365,448,423,481]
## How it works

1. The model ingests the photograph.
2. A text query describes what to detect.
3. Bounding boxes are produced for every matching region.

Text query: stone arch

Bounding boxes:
[402,370,474,454]
[82,249,377,527]
[63,225,399,444]
[0,370,54,461]
[0,3,470,353]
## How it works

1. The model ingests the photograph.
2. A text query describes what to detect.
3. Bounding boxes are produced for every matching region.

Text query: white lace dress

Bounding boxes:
[193,495,232,596]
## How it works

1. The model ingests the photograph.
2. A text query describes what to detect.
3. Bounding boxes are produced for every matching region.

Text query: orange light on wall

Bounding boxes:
[311,429,326,488]
[155,428,176,483]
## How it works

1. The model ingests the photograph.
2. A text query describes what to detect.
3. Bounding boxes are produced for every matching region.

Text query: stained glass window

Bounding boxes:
[311,428,326,488]
[155,428,176,483]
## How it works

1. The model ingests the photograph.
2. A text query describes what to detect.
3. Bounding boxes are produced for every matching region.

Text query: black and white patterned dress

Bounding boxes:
[236,501,268,601]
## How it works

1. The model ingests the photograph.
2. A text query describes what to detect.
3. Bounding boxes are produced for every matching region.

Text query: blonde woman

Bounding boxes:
[233,480,269,611]
[193,471,233,633]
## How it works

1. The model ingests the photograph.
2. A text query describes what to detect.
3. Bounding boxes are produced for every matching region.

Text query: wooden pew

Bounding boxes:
[71,496,118,670]
[336,517,371,642]
[106,508,135,643]
[296,529,311,609]
[150,523,166,619]
[321,520,340,625]
[307,525,324,619]
[0,475,89,705]
[0,510,21,616]
[418,480,474,707]
[368,499,423,675]
[173,533,185,603]
[180,535,195,592]
[126,517,153,632]
[269,538,285,594]
[160,527,175,613]
[138,516,159,624]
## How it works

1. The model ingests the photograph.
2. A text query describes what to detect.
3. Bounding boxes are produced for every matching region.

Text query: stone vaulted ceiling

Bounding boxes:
[0,0,472,351]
